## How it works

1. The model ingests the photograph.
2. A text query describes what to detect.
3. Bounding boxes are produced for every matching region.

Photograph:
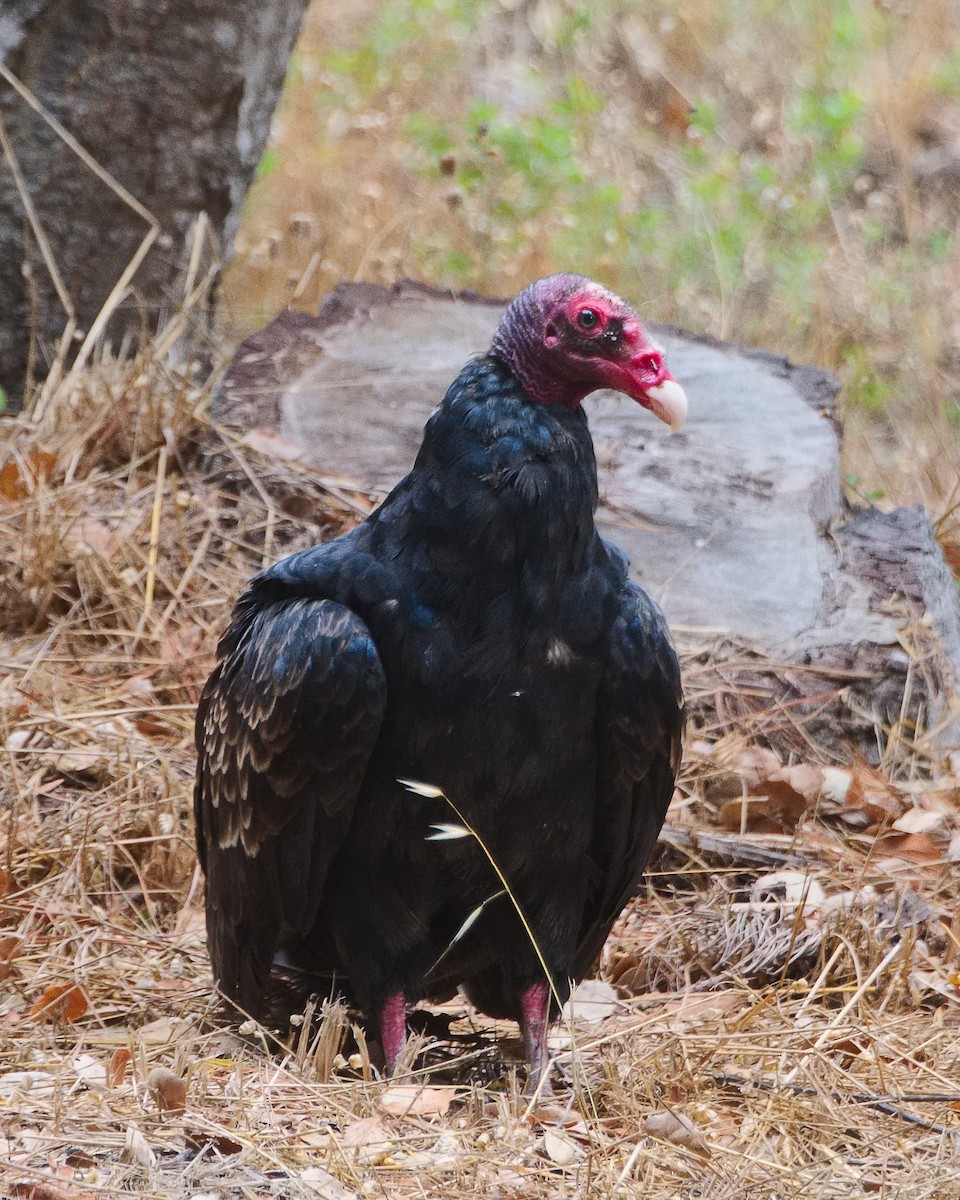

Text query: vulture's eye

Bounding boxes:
[576,308,601,331]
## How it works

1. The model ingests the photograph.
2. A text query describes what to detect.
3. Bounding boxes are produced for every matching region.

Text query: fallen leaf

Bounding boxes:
[146,1066,187,1115]
[0,1070,57,1099]
[46,747,104,781]
[121,1123,156,1168]
[183,1128,243,1155]
[379,1084,457,1117]
[528,1103,590,1137]
[0,932,21,982]
[651,990,745,1024]
[63,1150,97,1169]
[910,969,960,1006]
[107,1048,132,1087]
[73,1054,107,1089]
[718,792,805,832]
[713,758,824,831]
[644,1108,709,1156]
[301,1167,358,1199]
[541,1127,583,1166]
[240,427,304,461]
[134,1014,188,1044]
[820,764,906,828]
[751,871,826,908]
[11,1182,81,1200]
[0,450,56,501]
[342,1115,394,1163]
[133,713,172,738]
[892,807,944,835]
[704,747,782,803]
[826,1034,874,1067]
[872,831,944,865]
[28,983,90,1024]
[562,978,620,1025]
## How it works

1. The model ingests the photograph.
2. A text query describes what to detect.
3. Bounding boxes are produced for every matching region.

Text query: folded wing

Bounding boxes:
[194,594,387,1015]
[576,581,683,976]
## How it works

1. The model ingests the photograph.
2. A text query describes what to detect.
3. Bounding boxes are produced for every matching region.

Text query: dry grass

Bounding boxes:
[1,341,960,1198]
[3,2,960,1195]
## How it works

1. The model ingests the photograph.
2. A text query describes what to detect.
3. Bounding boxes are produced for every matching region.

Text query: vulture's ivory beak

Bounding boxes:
[645,378,688,433]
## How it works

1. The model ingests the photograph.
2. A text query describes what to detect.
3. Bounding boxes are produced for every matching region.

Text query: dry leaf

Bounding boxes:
[63,1150,97,1169]
[528,1103,590,1137]
[133,712,172,738]
[301,1167,358,1199]
[541,1128,583,1166]
[28,983,89,1024]
[644,1108,709,1156]
[773,763,824,806]
[718,762,823,831]
[892,807,944,835]
[134,1014,187,1044]
[910,969,960,1006]
[342,1115,394,1163]
[0,450,56,501]
[751,870,825,908]
[379,1084,457,1117]
[46,748,104,781]
[121,1123,156,1168]
[11,1183,81,1200]
[73,1054,107,1089]
[872,831,944,865]
[562,978,620,1025]
[718,792,804,832]
[146,1066,187,1115]
[704,747,781,803]
[0,1070,57,1099]
[0,932,21,983]
[820,764,906,828]
[240,427,304,461]
[183,1128,243,1155]
[107,1048,132,1087]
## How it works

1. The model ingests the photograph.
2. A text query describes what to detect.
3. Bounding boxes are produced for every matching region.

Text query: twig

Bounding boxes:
[711,1072,957,1137]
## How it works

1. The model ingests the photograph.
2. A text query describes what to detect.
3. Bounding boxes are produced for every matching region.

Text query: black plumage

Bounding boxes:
[195,274,686,1087]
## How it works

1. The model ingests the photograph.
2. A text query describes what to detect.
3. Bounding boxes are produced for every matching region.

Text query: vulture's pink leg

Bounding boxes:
[520,980,553,1095]
[378,989,408,1075]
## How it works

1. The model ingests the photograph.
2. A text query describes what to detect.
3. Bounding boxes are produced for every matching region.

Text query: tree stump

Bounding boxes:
[214,281,960,763]
[0,0,310,407]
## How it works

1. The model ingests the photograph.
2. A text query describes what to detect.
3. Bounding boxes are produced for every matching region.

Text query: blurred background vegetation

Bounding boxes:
[223,0,960,536]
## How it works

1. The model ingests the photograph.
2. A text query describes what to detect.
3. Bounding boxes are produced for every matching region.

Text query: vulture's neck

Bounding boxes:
[383,357,601,597]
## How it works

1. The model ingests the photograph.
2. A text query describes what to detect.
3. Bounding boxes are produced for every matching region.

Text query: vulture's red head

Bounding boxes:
[490,274,687,430]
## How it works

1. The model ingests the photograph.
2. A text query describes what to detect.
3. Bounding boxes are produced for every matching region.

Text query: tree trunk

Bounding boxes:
[0,0,309,408]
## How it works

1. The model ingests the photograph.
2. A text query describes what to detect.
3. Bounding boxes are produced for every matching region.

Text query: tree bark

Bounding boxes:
[0,0,309,408]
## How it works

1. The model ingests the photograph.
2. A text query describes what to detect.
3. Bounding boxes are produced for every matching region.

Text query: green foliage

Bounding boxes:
[255,149,279,180]
[841,347,895,413]
[930,43,960,98]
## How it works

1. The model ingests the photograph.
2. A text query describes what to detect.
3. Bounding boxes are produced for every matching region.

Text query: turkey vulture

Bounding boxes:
[195,274,686,1089]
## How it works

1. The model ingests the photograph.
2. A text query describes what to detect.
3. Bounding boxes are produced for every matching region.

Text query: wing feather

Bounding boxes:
[575,581,683,976]
[194,594,386,1015]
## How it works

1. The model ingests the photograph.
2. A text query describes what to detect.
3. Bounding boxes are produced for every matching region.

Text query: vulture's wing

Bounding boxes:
[195,594,387,1016]
[575,581,683,976]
